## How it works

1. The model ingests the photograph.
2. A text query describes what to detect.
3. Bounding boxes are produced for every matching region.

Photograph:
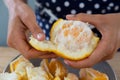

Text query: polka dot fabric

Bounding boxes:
[35,0,120,40]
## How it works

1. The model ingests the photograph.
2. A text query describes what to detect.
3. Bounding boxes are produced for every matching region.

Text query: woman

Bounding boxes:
[4,0,120,68]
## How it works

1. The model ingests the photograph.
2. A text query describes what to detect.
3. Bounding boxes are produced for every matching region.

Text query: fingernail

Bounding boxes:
[37,33,43,39]
[66,14,75,17]
[64,60,69,65]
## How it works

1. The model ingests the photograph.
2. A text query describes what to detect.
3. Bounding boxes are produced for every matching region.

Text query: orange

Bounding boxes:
[29,19,99,60]
[10,56,34,80]
[80,68,109,80]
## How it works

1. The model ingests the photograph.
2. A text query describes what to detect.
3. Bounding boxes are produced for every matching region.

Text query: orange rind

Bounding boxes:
[29,19,99,60]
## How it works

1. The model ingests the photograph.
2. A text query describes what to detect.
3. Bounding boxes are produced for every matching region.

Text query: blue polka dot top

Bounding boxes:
[35,0,120,40]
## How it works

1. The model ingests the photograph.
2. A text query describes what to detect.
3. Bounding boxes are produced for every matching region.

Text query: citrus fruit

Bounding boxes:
[29,19,99,60]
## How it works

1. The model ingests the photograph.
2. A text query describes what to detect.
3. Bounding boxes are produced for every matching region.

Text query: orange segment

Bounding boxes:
[49,59,68,79]
[10,56,34,80]
[80,68,109,80]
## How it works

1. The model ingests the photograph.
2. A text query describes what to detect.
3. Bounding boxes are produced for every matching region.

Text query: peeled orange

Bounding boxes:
[80,68,109,80]
[29,19,99,60]
[10,56,34,80]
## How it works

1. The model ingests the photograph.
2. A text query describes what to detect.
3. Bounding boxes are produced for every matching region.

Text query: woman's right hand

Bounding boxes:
[5,0,57,59]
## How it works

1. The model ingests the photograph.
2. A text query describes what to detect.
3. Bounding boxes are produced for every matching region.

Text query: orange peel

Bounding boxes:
[29,19,99,60]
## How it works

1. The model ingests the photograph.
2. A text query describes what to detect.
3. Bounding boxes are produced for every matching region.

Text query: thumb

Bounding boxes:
[66,13,103,37]
[66,13,95,22]
[66,13,101,29]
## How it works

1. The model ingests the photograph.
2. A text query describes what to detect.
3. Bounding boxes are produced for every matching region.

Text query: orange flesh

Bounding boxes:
[70,27,80,38]
[62,22,90,44]
[62,23,80,38]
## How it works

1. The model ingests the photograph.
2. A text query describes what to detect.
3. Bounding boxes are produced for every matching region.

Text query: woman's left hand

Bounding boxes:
[64,13,120,68]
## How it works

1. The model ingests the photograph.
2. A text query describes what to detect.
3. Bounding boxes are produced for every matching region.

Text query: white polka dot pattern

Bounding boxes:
[46,37,49,40]
[107,6,111,10]
[88,0,92,2]
[64,1,70,7]
[39,22,43,27]
[43,29,46,34]
[56,6,61,12]
[102,0,107,2]
[35,0,120,39]
[52,0,56,3]
[45,2,50,7]
[101,9,106,13]
[86,10,92,14]
[109,2,114,7]
[114,5,119,11]
[94,3,100,9]
[71,9,76,14]
[45,24,49,29]
[79,2,85,8]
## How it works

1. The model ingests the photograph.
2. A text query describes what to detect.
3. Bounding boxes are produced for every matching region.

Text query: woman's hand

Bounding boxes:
[65,13,120,68]
[5,0,57,59]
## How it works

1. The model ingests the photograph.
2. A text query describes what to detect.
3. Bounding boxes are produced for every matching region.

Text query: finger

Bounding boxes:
[15,31,57,59]
[11,27,47,59]
[19,12,45,41]
[64,39,108,68]
[38,53,58,59]
[24,48,57,59]
[15,37,57,59]
[102,53,114,61]
[66,13,103,31]
[66,13,97,24]
[14,37,43,59]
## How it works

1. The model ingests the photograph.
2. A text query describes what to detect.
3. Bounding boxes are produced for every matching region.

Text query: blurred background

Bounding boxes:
[0,0,35,46]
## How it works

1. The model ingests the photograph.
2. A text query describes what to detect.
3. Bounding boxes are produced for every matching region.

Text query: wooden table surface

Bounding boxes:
[0,47,120,80]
